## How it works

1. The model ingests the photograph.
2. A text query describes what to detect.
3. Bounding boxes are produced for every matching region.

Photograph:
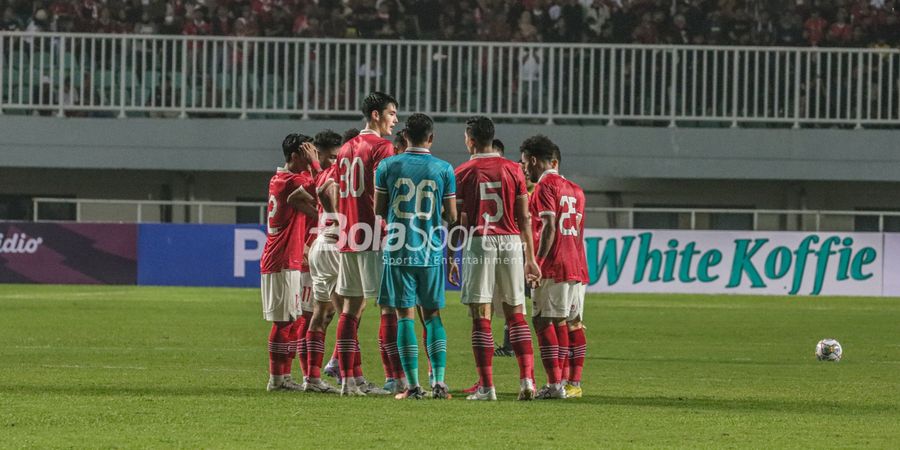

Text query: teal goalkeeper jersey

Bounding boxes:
[375,147,456,267]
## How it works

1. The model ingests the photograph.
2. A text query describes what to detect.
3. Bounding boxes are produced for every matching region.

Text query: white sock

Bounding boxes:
[355,376,366,385]
[269,375,284,385]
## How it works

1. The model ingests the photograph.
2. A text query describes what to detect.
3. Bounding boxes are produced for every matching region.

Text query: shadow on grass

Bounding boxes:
[3,384,897,416]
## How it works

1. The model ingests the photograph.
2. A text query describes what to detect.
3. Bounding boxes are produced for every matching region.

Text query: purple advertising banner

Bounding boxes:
[0,222,137,284]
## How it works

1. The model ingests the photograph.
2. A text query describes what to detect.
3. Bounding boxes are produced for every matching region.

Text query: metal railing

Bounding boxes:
[28,198,900,231]
[3,32,900,126]
[32,197,267,224]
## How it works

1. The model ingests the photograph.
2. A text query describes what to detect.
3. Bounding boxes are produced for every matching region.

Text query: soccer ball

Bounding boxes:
[815,339,842,362]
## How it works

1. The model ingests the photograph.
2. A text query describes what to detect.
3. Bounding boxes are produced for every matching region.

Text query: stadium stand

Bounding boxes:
[1,0,898,47]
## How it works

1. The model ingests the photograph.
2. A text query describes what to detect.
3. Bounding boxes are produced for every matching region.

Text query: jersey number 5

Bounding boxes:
[559,195,578,236]
[479,181,503,228]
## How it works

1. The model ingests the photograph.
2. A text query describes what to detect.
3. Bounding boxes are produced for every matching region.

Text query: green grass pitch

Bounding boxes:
[1,285,899,448]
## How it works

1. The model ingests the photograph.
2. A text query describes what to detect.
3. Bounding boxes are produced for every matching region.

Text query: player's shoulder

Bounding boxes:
[565,177,585,195]
[366,133,393,152]
[497,158,525,178]
[432,154,455,170]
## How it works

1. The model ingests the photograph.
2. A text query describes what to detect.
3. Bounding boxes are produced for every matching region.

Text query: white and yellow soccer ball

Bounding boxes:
[815,339,843,362]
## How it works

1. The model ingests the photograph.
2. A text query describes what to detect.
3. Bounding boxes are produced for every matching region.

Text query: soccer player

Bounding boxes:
[520,135,586,400]
[260,133,318,392]
[374,113,457,400]
[490,138,517,358]
[556,149,588,399]
[289,134,322,388]
[322,127,360,381]
[393,128,408,154]
[302,129,344,394]
[332,92,400,396]
[449,117,541,401]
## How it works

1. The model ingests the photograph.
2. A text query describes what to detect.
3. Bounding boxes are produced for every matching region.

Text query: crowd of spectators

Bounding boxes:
[0,0,899,48]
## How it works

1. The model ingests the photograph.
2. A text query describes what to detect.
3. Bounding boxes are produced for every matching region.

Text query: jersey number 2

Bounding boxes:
[267,194,280,235]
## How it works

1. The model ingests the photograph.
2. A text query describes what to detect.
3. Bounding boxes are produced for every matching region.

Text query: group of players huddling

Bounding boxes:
[260,91,588,400]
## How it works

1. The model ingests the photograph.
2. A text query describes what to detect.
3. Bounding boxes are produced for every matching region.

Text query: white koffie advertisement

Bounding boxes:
[582,230,883,296]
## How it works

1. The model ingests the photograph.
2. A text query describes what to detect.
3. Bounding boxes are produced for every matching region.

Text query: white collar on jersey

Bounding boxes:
[538,169,559,183]
[277,166,291,173]
[471,152,502,159]
[405,147,431,154]
[359,128,380,137]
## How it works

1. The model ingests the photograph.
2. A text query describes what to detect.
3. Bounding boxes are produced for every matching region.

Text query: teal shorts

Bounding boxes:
[377,264,445,310]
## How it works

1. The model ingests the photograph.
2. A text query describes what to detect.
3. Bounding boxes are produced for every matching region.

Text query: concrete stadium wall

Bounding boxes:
[2,116,900,225]
[3,116,900,183]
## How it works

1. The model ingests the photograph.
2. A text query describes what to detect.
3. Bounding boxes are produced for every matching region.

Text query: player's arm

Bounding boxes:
[515,195,541,285]
[374,160,390,219]
[446,205,464,287]
[441,196,457,225]
[286,186,317,218]
[301,142,321,175]
[317,180,337,213]
[374,191,388,218]
[537,212,556,260]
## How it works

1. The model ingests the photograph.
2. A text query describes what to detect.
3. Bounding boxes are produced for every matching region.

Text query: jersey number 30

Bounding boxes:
[339,157,365,198]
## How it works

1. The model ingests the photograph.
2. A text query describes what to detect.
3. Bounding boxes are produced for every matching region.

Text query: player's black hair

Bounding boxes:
[405,113,433,146]
[519,134,558,163]
[314,129,342,151]
[393,128,408,148]
[465,116,494,148]
[342,128,360,144]
[361,91,398,121]
[282,133,313,162]
[492,138,505,155]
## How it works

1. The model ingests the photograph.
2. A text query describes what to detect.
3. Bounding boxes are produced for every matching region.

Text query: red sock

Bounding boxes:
[569,328,586,383]
[556,323,570,382]
[330,342,338,363]
[297,312,312,378]
[268,322,291,376]
[378,314,397,380]
[508,313,535,382]
[353,341,363,378]
[353,316,363,378]
[336,313,359,380]
[306,330,326,379]
[472,318,494,387]
[535,322,561,384]
[284,319,299,377]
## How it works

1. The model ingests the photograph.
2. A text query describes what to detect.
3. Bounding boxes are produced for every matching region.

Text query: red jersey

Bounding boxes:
[573,182,589,284]
[260,168,310,274]
[297,170,317,272]
[529,170,587,284]
[333,131,394,252]
[314,164,338,232]
[454,153,528,236]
